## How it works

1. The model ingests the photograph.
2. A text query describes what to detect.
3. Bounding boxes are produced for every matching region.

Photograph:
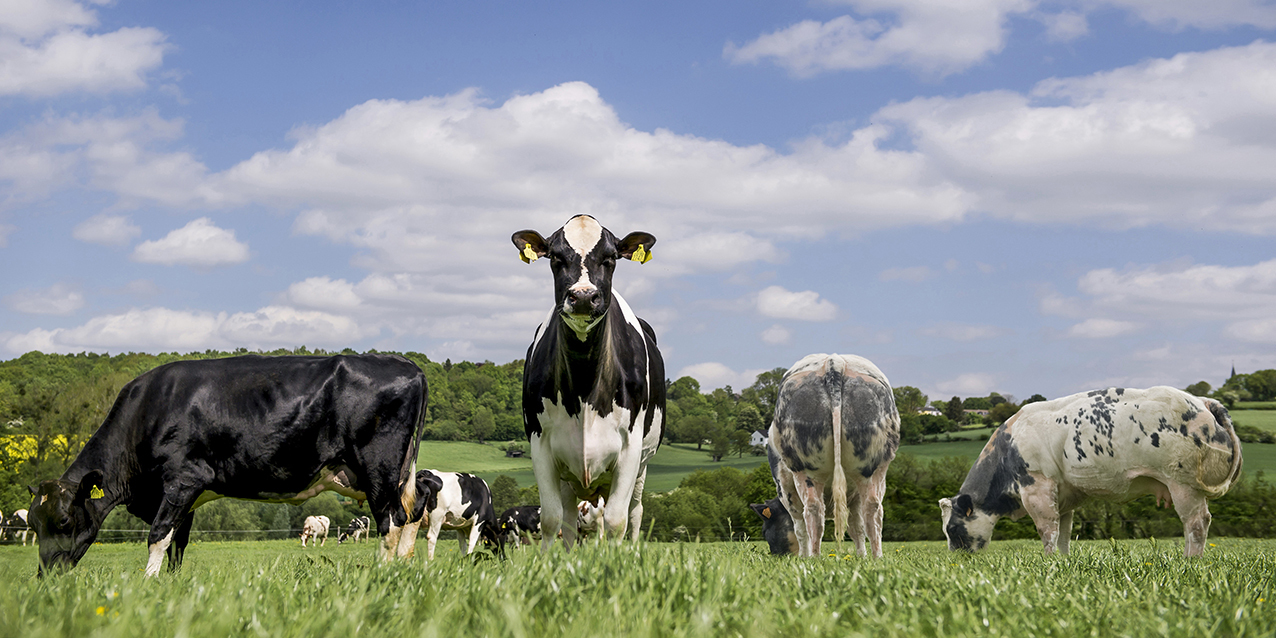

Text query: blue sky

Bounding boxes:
[3,0,1276,402]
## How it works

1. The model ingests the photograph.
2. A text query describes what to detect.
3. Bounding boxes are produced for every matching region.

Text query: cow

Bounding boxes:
[300,515,331,547]
[755,354,900,558]
[339,516,372,543]
[4,509,34,546]
[940,386,1243,557]
[497,506,541,546]
[576,497,605,539]
[512,215,666,549]
[410,470,504,560]
[25,354,428,576]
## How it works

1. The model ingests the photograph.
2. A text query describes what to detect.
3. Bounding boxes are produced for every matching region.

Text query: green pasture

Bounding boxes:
[2,537,1273,637]
[1234,410,1276,434]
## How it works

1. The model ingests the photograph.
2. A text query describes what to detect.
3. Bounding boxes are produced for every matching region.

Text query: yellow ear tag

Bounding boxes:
[89,485,104,499]
[762,507,771,519]
[632,245,651,263]
[521,243,538,264]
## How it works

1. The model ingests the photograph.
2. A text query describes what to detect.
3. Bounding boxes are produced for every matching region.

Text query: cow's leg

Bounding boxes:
[1168,485,1211,557]
[165,512,194,572]
[145,484,201,577]
[864,470,888,558]
[603,444,645,542]
[558,483,580,550]
[777,467,810,556]
[628,466,649,542]
[530,433,568,552]
[846,490,866,557]
[425,514,445,561]
[793,471,826,557]
[1057,510,1075,556]
[465,523,483,555]
[1020,476,1061,555]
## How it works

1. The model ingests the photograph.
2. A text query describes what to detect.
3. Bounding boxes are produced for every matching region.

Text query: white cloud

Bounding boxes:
[1100,0,1276,30]
[935,373,998,396]
[4,283,84,315]
[1224,319,1276,344]
[878,266,932,282]
[676,362,767,392]
[132,218,249,267]
[1038,11,1089,42]
[919,323,1009,342]
[725,0,1032,77]
[72,213,140,246]
[3,306,371,355]
[1066,318,1141,339]
[0,0,169,97]
[760,324,791,345]
[1075,259,1276,322]
[756,285,838,321]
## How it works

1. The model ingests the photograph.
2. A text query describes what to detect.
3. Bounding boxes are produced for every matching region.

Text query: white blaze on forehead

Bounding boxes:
[562,216,603,256]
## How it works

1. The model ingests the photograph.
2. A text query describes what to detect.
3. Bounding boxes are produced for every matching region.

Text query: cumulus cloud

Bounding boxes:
[1038,11,1089,41]
[72,213,140,246]
[756,285,838,321]
[132,218,249,267]
[0,0,169,97]
[725,0,1032,77]
[676,362,767,392]
[935,373,998,396]
[4,283,84,315]
[760,324,791,345]
[3,305,371,355]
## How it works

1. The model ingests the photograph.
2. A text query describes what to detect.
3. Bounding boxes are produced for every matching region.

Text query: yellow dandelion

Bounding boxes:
[1209,543,1217,547]
[96,606,106,616]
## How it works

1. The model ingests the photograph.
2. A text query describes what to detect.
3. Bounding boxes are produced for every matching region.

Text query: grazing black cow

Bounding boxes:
[497,506,541,546]
[339,515,372,543]
[512,215,666,549]
[26,354,427,576]
[410,470,503,559]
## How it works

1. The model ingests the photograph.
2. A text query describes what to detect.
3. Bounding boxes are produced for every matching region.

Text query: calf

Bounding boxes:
[4,509,33,546]
[758,354,900,557]
[497,506,541,546]
[411,470,503,560]
[339,516,372,543]
[576,497,605,539]
[26,354,427,576]
[512,215,666,549]
[300,515,331,547]
[941,386,1242,557]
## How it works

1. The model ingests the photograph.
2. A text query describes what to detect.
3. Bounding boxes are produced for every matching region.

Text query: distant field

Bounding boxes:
[1233,410,1276,433]
[2,538,1273,637]
[1237,402,1276,410]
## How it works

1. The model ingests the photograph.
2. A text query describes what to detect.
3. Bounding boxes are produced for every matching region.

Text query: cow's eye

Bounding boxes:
[602,257,616,267]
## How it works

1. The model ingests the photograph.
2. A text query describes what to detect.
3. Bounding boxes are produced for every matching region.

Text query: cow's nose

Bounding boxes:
[567,288,599,312]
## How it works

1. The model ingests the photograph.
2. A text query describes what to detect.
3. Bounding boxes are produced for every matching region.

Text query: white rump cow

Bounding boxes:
[410,470,502,560]
[512,216,665,549]
[757,354,900,557]
[941,387,1242,557]
[300,515,331,547]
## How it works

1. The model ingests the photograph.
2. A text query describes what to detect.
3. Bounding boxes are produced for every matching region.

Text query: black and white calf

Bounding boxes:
[26,354,427,576]
[497,506,541,546]
[941,387,1242,557]
[754,354,900,557]
[410,470,503,560]
[512,215,666,549]
[339,516,372,543]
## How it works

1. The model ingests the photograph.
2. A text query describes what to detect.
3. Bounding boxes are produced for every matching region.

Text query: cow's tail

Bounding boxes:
[1199,399,1243,499]
[399,373,429,523]
[831,369,849,552]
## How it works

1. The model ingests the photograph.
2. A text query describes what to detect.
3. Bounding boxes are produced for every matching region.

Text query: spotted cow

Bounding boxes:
[576,497,605,539]
[512,215,665,549]
[4,509,33,546]
[498,506,541,546]
[26,354,427,576]
[300,515,331,547]
[757,354,900,557]
[410,470,504,560]
[941,386,1243,557]
[339,516,372,543]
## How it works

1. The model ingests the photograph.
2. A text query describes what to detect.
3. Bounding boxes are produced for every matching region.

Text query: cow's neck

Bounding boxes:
[62,417,134,516]
[550,309,619,410]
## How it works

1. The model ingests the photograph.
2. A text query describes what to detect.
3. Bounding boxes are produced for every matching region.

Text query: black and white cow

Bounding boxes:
[497,506,541,546]
[512,215,666,549]
[4,509,33,546]
[300,515,331,547]
[941,387,1242,557]
[339,516,372,543]
[576,497,605,539]
[755,354,900,558]
[411,470,503,560]
[26,354,428,576]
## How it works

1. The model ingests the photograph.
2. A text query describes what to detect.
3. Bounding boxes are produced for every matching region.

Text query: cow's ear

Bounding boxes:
[617,232,656,264]
[28,485,37,497]
[74,470,106,504]
[954,494,974,518]
[749,503,770,520]
[511,230,548,263]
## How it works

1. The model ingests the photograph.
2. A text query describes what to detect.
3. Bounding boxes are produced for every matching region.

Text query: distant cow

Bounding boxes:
[576,497,606,539]
[513,215,666,549]
[300,515,331,547]
[26,354,428,576]
[941,387,1242,557]
[411,470,503,560]
[497,506,541,546]
[753,354,900,557]
[339,516,372,543]
[4,509,33,546]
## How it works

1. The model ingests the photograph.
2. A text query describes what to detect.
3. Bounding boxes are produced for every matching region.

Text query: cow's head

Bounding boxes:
[512,216,655,340]
[410,470,444,523]
[28,470,107,575]
[749,498,799,555]
[939,494,998,552]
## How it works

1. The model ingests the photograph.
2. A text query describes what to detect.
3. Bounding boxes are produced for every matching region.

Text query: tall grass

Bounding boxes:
[2,538,1273,637]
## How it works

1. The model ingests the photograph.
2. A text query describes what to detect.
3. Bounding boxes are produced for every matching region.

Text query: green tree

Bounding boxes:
[944,396,964,422]
[893,386,927,415]
[736,404,764,435]
[987,401,1019,427]
[1023,394,1048,405]
[489,475,520,514]
[471,406,495,443]
[740,367,788,427]
[1185,381,1212,397]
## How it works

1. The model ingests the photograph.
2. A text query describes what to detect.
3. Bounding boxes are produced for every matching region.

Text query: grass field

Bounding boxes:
[1234,410,1276,433]
[1,538,1273,636]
